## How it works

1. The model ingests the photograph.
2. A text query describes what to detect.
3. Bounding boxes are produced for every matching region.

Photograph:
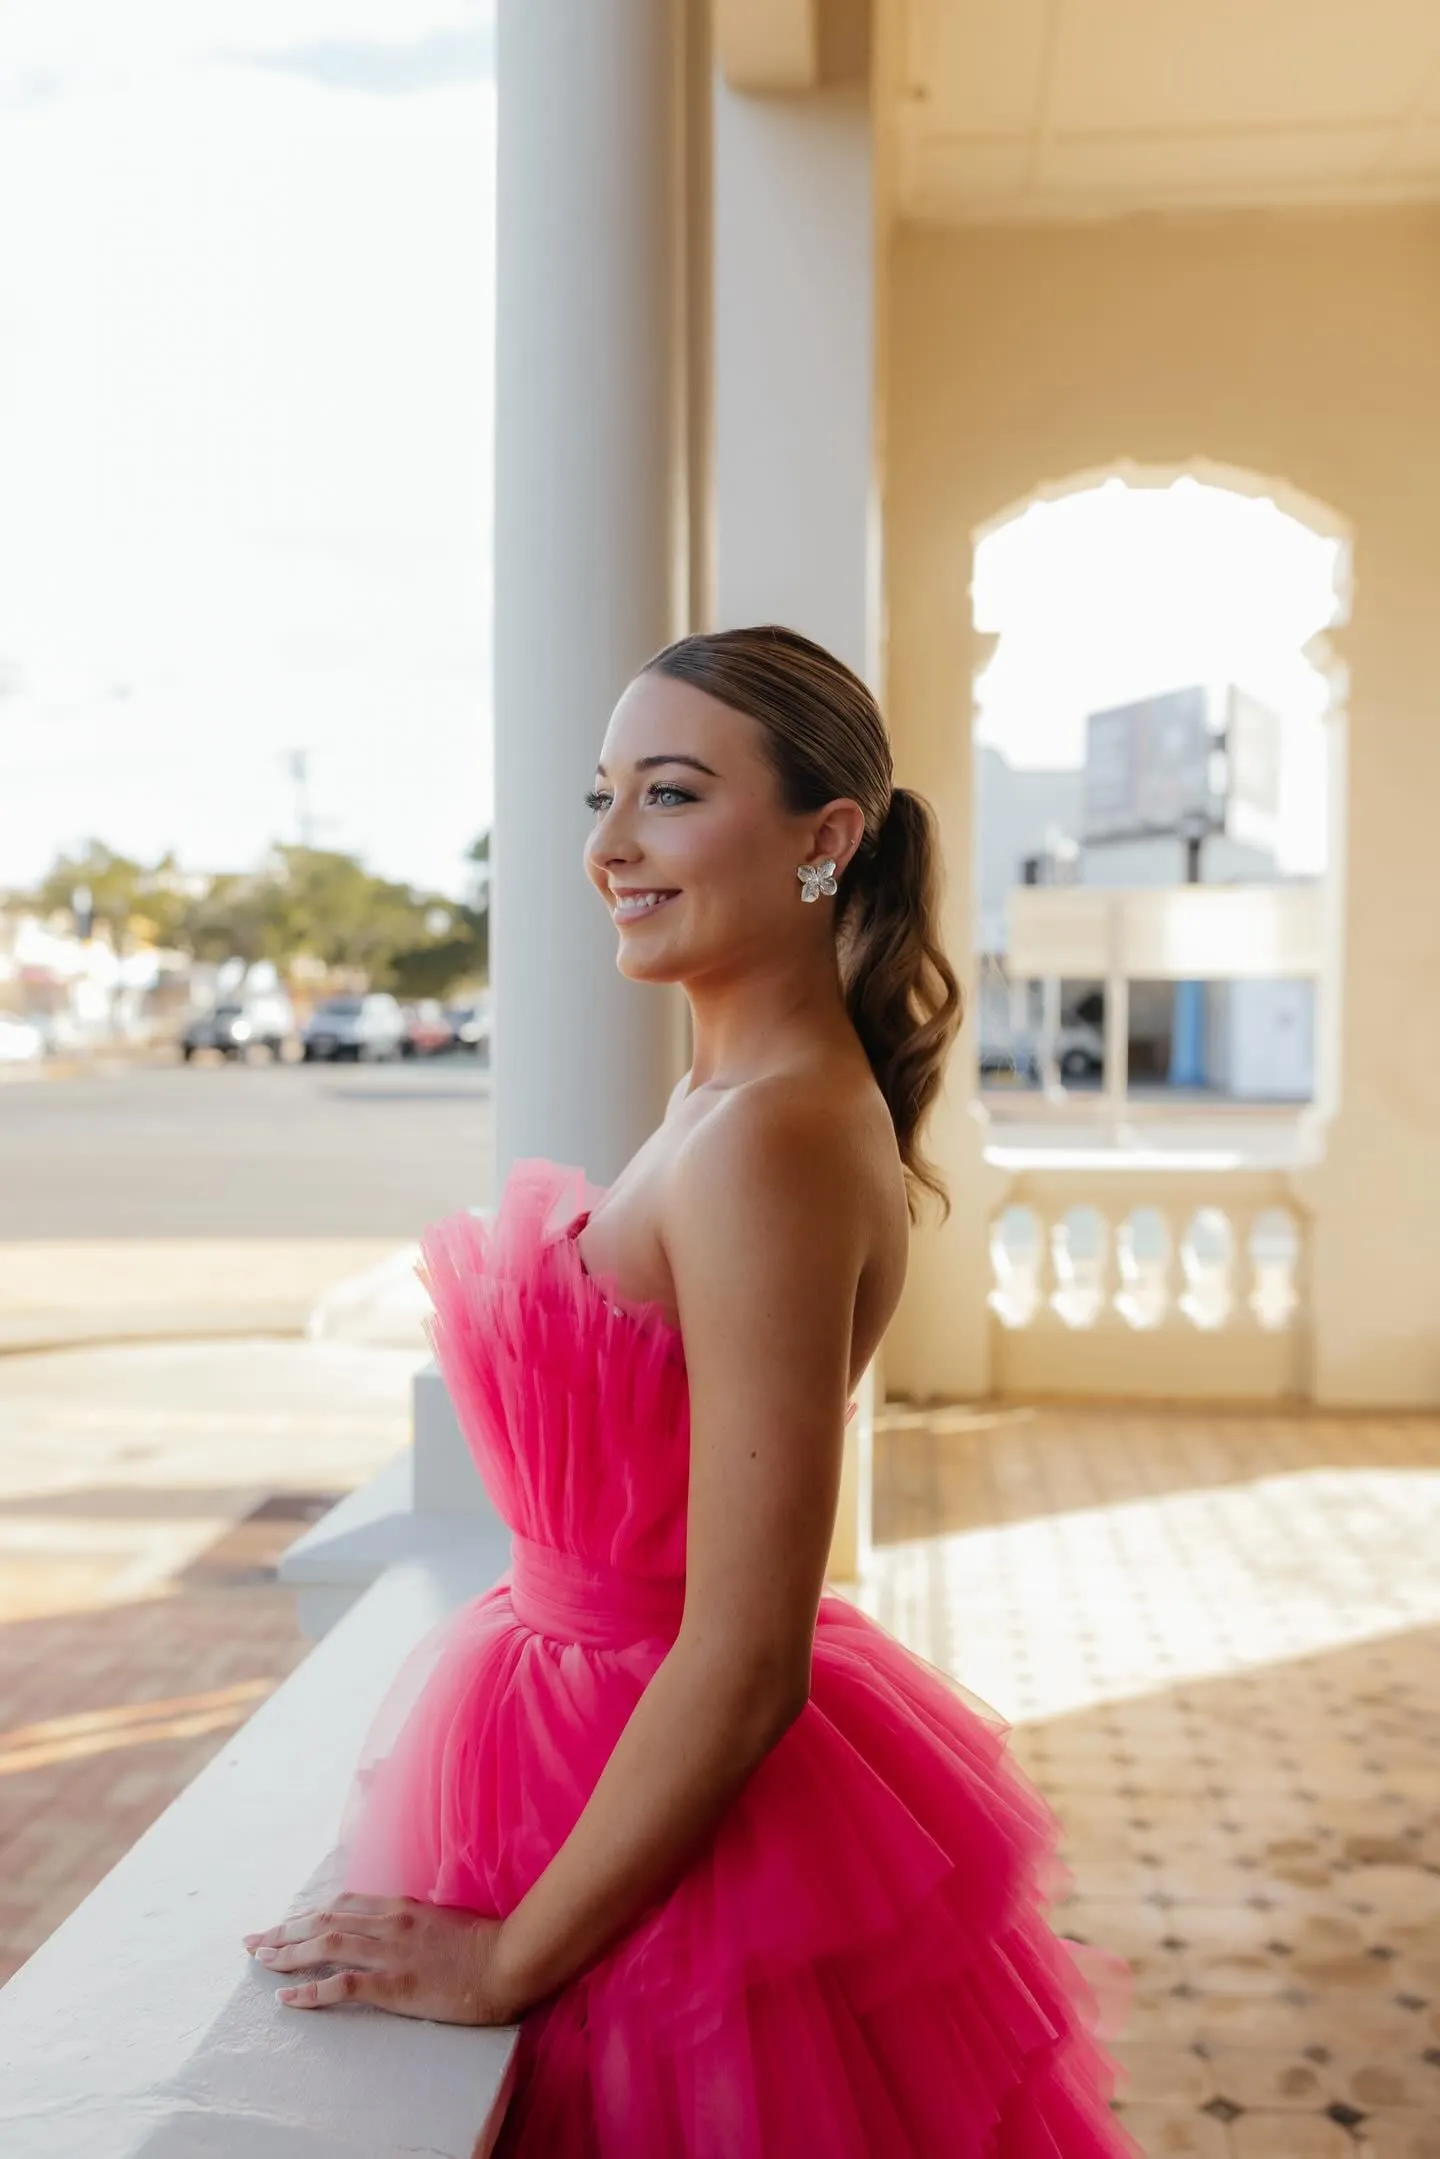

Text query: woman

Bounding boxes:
[245,626,1134,2154]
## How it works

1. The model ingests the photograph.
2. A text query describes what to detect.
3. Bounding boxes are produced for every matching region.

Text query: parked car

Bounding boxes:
[976,1019,1104,1085]
[301,993,406,1062]
[445,992,492,1054]
[400,1000,454,1057]
[181,991,296,1061]
[1055,1021,1105,1081]
[0,1014,45,1063]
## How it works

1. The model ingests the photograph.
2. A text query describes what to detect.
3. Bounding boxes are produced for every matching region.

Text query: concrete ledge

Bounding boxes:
[279,1450,510,1639]
[279,1364,504,1639]
[0,1552,518,2159]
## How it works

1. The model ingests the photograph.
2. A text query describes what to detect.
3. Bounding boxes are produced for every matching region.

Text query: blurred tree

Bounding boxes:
[387,832,490,998]
[31,842,190,953]
[25,834,492,1000]
[264,846,422,979]
[178,873,285,965]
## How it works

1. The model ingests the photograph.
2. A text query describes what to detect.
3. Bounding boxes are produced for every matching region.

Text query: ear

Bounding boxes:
[810,800,867,877]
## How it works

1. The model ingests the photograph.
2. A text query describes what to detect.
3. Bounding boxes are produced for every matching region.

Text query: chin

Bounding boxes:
[616,942,684,985]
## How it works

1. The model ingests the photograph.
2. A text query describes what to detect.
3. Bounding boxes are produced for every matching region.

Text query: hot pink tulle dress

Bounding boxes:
[339,1158,1135,2155]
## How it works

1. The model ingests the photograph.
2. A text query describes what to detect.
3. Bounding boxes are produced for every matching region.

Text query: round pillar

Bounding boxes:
[493,0,685,1183]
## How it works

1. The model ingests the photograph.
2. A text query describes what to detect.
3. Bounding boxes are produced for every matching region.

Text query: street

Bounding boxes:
[0,1057,496,1240]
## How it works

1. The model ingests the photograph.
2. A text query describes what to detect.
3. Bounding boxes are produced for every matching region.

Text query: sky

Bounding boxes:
[0,9,1345,901]
[0,1,495,898]
[973,476,1346,874]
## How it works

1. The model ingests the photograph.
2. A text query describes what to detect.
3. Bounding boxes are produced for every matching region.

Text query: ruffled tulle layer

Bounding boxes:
[341,1581,1132,2155]
[336,1160,1134,2153]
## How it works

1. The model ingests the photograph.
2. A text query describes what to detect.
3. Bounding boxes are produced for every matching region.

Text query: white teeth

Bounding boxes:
[614,891,675,916]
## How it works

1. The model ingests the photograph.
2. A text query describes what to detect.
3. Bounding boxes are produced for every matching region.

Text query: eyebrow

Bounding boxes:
[593,754,720,779]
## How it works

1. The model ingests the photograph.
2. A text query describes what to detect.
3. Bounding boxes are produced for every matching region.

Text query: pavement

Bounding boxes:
[0,1333,426,1985]
[0,1239,411,1356]
[0,1055,464,1986]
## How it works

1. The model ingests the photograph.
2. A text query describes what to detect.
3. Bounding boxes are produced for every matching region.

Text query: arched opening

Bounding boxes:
[970,465,1350,1152]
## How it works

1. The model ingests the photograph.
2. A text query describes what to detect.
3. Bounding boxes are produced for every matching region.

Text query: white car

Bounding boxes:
[182,991,296,1061]
[301,993,406,1063]
[977,1019,1105,1085]
[0,1015,46,1063]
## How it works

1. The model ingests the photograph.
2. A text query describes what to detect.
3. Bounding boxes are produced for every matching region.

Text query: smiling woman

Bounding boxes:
[245,624,1135,2157]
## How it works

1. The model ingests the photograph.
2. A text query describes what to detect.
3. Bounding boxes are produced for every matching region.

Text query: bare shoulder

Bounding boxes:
[662,1082,897,1653]
[663,1074,901,1291]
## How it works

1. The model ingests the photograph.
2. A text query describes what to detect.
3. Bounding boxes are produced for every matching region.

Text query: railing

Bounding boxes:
[987,1163,1310,1400]
[0,1535,517,2159]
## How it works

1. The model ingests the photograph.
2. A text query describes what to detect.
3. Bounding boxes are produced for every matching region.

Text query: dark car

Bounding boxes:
[301,993,406,1062]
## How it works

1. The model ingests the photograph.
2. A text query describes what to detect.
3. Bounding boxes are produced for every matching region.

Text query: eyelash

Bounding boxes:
[584,783,695,814]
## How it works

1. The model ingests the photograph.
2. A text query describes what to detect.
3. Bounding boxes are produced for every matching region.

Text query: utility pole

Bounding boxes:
[285,750,315,849]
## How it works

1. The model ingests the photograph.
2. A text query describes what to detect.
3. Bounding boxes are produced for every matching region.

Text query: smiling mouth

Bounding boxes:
[612,890,679,922]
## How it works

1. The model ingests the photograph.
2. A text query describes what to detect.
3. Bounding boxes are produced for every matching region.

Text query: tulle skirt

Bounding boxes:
[339,1537,1135,2156]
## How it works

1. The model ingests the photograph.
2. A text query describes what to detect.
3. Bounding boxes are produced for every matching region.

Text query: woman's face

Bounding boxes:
[584,672,855,986]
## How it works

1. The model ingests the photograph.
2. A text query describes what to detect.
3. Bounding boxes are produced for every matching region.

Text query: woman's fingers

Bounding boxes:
[276,1969,382,2011]
[255,1928,386,1974]
[244,1906,388,1952]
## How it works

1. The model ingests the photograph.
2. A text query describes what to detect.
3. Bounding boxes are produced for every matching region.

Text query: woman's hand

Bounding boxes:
[243,1893,523,2025]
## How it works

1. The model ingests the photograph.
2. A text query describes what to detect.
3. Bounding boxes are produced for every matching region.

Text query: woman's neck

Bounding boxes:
[682,954,858,1093]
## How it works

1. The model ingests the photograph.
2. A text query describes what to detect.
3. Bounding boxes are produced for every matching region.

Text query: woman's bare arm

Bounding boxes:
[489,1090,865,2015]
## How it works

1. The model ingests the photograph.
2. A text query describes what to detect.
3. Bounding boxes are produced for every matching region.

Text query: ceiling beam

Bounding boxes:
[715,0,820,93]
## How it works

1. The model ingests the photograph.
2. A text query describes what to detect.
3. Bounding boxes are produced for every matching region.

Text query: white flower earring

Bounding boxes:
[797,857,838,903]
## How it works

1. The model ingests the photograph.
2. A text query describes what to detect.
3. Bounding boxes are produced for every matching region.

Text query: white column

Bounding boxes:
[711,65,878,1579]
[711,73,874,673]
[493,0,686,1186]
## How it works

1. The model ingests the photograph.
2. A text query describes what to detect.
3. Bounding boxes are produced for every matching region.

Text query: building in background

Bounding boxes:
[976,685,1317,1099]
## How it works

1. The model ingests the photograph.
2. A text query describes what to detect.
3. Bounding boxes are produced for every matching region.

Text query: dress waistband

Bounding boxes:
[509,1534,686,1648]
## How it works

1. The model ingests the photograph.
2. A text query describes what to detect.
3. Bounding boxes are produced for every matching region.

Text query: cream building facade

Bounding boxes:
[700,0,1440,1417]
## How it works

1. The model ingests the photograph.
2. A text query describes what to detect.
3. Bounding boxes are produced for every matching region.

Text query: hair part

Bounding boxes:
[644,624,963,1222]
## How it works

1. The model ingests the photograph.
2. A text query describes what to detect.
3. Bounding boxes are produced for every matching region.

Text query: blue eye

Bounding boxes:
[584,783,695,813]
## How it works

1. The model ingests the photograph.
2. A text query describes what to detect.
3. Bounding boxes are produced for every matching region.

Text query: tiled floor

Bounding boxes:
[867,1403,1440,2158]
[3,1396,1438,2159]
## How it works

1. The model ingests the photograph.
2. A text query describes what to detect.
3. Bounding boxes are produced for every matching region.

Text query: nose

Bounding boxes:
[584,802,640,874]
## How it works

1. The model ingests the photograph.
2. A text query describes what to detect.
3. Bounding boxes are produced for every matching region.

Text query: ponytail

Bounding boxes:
[841,786,963,1222]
